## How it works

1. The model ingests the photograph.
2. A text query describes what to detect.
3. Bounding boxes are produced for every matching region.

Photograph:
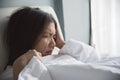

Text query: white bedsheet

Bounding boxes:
[18,39,120,80]
[1,39,119,80]
[18,55,120,80]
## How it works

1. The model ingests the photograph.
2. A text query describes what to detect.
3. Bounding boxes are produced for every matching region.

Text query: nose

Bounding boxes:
[50,38,56,47]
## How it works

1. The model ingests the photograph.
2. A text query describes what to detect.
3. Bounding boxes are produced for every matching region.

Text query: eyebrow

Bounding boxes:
[44,32,56,35]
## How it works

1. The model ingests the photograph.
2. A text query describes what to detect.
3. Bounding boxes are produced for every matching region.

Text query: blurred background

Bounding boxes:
[0,0,120,57]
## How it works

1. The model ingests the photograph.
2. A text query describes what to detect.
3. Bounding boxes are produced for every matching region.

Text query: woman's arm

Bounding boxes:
[55,25,65,49]
[13,50,42,80]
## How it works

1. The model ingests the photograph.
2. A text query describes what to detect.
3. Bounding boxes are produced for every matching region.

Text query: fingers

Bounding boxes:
[32,49,43,61]
[56,25,64,40]
[13,49,42,80]
[55,25,65,49]
[26,49,42,62]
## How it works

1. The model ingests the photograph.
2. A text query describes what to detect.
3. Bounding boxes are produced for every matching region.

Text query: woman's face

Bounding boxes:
[33,22,56,56]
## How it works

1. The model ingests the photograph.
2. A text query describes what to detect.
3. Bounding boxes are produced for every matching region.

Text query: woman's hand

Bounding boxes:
[55,25,65,49]
[13,50,42,80]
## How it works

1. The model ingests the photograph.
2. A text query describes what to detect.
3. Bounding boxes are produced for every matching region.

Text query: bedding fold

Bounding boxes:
[18,39,120,80]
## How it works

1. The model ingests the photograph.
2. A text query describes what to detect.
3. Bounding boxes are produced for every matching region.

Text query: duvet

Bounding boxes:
[18,55,120,80]
[18,39,120,80]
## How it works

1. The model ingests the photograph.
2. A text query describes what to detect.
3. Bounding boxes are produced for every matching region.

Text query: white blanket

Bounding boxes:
[18,39,120,80]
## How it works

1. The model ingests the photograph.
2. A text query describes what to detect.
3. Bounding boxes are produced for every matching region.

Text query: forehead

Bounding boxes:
[43,22,56,34]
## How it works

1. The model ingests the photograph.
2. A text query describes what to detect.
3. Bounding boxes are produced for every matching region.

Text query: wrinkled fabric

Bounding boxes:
[59,39,100,62]
[19,55,120,80]
[18,56,52,80]
[18,39,120,80]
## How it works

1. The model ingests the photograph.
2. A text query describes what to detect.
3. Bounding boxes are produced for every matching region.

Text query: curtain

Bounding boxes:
[91,0,120,57]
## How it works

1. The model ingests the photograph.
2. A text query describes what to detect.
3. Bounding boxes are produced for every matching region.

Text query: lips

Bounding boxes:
[46,50,53,55]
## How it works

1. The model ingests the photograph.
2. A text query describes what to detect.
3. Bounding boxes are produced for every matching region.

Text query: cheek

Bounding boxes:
[34,38,50,53]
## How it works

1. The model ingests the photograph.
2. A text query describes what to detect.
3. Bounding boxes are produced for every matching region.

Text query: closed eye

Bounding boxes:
[43,32,56,39]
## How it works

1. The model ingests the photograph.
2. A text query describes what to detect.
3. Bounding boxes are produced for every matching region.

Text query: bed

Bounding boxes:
[17,39,120,80]
[0,6,120,80]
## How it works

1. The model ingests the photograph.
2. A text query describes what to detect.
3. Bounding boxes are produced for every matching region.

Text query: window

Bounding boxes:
[91,0,120,57]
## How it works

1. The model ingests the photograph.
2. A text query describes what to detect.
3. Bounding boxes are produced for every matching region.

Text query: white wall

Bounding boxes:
[62,0,90,44]
[0,0,54,7]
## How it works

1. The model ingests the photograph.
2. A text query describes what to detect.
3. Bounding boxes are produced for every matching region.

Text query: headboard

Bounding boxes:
[0,6,63,74]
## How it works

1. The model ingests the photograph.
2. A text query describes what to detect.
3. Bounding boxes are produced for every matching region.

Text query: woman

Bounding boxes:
[3,7,99,80]
[3,7,65,80]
